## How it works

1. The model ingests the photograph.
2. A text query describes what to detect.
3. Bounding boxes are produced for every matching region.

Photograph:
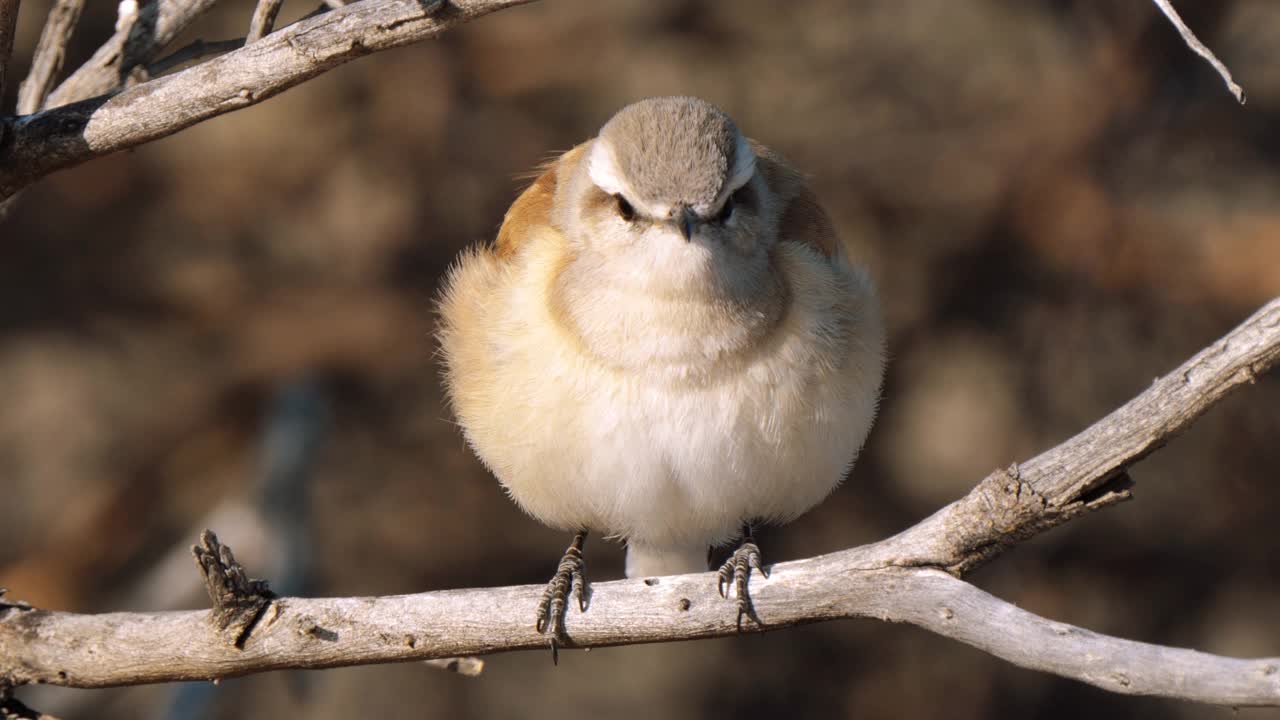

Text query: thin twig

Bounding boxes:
[1,297,1276,704]
[1150,0,1246,104]
[44,0,222,109]
[247,0,284,42]
[16,0,86,114]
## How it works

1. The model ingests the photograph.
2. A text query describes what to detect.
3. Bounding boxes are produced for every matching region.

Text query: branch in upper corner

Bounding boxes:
[0,0,532,202]
[43,0,223,109]
[247,0,284,42]
[1151,0,1246,104]
[16,0,86,114]
[0,0,21,114]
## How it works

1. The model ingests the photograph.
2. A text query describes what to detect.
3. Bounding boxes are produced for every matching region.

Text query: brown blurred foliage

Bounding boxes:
[2,1,1279,718]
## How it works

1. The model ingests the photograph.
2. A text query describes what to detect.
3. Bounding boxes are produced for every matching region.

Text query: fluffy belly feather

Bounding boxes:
[438,241,883,551]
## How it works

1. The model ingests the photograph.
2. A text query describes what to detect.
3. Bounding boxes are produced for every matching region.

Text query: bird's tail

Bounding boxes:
[625,541,709,578]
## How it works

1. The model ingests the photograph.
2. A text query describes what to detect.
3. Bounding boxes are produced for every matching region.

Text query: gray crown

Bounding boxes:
[597,96,743,211]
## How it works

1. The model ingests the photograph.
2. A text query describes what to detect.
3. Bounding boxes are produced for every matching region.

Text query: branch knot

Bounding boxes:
[192,530,275,649]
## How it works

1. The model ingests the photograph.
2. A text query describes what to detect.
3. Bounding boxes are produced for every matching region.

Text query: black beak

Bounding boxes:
[675,205,696,241]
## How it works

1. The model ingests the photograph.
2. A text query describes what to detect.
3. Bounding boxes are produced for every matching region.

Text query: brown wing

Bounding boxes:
[750,141,841,260]
[494,144,587,259]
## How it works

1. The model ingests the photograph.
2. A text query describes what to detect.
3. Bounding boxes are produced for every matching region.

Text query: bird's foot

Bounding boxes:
[717,526,767,629]
[534,530,588,663]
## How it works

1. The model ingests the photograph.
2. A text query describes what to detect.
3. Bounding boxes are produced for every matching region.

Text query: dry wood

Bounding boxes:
[247,0,284,42]
[15,0,85,114]
[0,0,527,201]
[42,0,221,109]
[2,298,1277,705]
[1152,0,1245,104]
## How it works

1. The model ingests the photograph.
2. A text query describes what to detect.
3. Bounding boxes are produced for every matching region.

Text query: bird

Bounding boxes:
[437,96,884,653]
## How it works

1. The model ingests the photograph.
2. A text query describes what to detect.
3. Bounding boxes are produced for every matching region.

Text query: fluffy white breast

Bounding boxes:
[439,228,884,552]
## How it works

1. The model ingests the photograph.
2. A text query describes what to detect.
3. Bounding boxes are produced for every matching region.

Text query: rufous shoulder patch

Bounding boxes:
[495,145,585,259]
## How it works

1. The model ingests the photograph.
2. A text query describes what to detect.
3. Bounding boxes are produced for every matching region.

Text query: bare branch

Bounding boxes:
[2,298,1277,704]
[15,0,85,114]
[1151,0,1246,104]
[43,0,222,109]
[247,0,284,42]
[0,0,19,113]
[0,0,532,202]
[863,297,1280,574]
[2,563,1278,704]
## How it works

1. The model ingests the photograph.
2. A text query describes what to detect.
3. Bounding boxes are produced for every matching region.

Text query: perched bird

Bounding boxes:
[438,96,884,650]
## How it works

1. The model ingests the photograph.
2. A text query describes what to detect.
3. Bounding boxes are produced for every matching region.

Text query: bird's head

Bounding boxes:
[559,97,774,270]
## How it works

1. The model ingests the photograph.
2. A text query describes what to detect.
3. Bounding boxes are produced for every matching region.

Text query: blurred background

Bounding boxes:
[2,1,1279,718]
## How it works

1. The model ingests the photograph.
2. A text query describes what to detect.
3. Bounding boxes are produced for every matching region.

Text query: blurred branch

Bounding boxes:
[1152,0,1245,104]
[0,0,19,112]
[2,298,1278,706]
[16,0,85,114]
[0,0,534,202]
[0,695,63,720]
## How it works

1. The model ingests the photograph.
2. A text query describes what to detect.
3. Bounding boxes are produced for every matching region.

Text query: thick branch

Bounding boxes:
[2,564,1278,705]
[0,0,532,201]
[1,297,1277,704]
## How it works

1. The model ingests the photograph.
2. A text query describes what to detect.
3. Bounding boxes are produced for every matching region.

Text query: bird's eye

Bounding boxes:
[715,195,735,224]
[615,195,635,222]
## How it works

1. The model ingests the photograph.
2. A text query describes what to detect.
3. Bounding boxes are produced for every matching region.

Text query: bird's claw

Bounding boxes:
[534,531,588,664]
[717,533,767,629]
